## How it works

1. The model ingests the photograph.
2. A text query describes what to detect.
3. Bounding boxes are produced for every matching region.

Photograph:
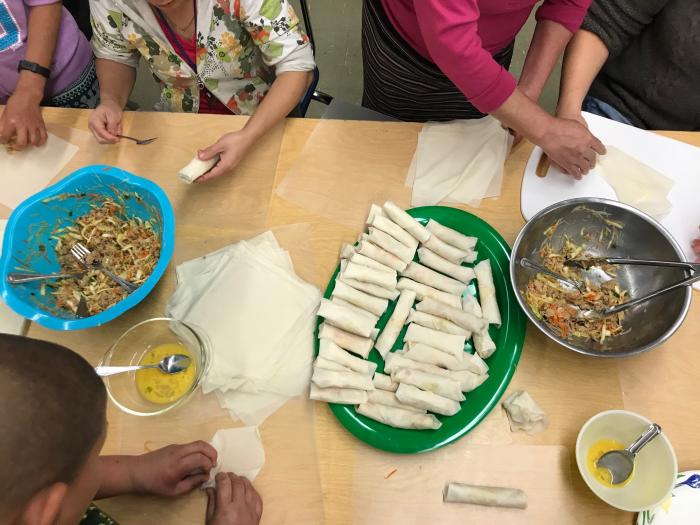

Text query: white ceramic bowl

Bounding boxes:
[576,410,677,512]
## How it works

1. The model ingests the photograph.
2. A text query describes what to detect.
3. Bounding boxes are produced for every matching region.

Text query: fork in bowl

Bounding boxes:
[70,243,139,294]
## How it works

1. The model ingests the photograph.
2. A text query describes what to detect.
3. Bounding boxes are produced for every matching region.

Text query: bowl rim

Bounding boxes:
[510,197,692,358]
[100,317,211,417]
[0,165,175,331]
[575,409,678,512]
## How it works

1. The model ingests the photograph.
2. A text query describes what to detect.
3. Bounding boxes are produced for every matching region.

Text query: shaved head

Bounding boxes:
[0,335,106,514]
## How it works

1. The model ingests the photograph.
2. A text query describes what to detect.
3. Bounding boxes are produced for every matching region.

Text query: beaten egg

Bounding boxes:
[587,438,633,488]
[136,343,196,404]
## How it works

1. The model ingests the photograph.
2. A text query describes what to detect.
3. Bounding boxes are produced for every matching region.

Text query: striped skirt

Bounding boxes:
[362,0,514,122]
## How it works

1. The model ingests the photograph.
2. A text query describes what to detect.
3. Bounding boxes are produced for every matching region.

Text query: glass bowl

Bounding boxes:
[100,317,211,416]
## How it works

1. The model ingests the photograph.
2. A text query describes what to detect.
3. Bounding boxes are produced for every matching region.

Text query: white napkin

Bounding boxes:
[0,220,27,335]
[204,426,265,488]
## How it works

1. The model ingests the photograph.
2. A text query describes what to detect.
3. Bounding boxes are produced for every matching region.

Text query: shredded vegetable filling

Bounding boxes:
[52,199,160,315]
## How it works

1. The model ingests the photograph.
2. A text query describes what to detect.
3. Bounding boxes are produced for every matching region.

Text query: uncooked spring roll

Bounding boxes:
[349,252,395,274]
[366,203,386,223]
[369,214,419,251]
[318,298,376,338]
[357,239,407,272]
[319,322,373,359]
[310,384,368,405]
[423,234,471,264]
[314,356,350,372]
[395,383,460,417]
[356,402,441,430]
[392,368,465,402]
[368,389,426,413]
[452,352,489,375]
[339,277,400,301]
[319,339,377,375]
[332,279,389,316]
[343,261,397,290]
[416,298,487,333]
[375,289,416,358]
[502,390,548,435]
[426,220,478,251]
[404,323,465,361]
[178,155,219,183]
[450,369,488,392]
[331,297,380,325]
[417,247,475,283]
[386,350,454,377]
[406,310,470,337]
[339,243,356,260]
[461,294,483,318]
[400,342,461,370]
[461,250,478,264]
[401,262,468,296]
[367,227,415,262]
[473,329,497,359]
[312,366,375,391]
[383,201,431,243]
[397,278,462,308]
[443,482,527,509]
[474,259,501,326]
[372,372,398,392]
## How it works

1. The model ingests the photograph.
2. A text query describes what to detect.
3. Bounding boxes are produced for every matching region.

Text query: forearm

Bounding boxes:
[95,58,136,108]
[518,19,573,102]
[492,88,553,144]
[557,29,609,115]
[95,456,138,499]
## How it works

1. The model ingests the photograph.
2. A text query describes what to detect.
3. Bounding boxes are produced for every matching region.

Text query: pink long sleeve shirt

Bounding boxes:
[380,0,591,113]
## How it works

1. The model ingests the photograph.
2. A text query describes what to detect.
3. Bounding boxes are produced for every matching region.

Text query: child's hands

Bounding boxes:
[130,441,217,497]
[0,90,47,150]
[206,473,262,525]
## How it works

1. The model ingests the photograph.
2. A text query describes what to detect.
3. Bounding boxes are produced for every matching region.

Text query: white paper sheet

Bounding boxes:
[204,426,265,488]
[0,219,26,335]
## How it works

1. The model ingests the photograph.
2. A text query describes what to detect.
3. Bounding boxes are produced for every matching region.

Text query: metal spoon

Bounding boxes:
[95,354,191,377]
[117,134,158,145]
[596,423,662,485]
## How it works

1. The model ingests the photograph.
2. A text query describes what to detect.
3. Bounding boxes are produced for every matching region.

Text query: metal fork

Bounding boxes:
[70,243,138,294]
[117,134,158,145]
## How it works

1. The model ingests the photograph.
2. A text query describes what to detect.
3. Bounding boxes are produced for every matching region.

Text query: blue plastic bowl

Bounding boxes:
[0,165,175,330]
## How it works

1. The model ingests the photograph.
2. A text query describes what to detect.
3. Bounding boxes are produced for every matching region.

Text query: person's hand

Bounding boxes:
[538,117,606,179]
[129,441,217,497]
[206,473,262,525]
[0,91,47,150]
[692,226,700,262]
[196,130,256,183]
[555,104,588,129]
[88,99,123,144]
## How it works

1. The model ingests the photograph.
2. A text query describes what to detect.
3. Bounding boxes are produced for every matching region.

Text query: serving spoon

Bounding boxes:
[95,354,191,377]
[596,423,662,485]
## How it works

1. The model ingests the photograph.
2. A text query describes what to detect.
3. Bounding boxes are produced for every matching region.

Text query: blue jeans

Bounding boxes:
[582,95,632,125]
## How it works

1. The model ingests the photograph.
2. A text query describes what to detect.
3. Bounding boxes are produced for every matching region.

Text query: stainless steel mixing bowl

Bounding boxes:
[510,198,692,357]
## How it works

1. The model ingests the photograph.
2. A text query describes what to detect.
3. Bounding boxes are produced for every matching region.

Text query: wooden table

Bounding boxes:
[15,108,699,524]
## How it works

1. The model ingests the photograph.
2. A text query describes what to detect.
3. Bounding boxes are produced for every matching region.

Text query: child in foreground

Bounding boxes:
[0,334,262,525]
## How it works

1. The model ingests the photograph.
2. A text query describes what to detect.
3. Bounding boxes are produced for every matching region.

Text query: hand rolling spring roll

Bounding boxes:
[461,294,483,318]
[343,261,397,290]
[406,310,470,337]
[442,482,527,509]
[310,384,368,405]
[314,356,350,372]
[395,383,460,416]
[473,329,497,359]
[332,280,389,316]
[349,252,395,274]
[375,289,416,358]
[423,234,471,264]
[319,322,373,359]
[339,277,400,301]
[367,227,415,262]
[369,214,419,251]
[331,297,380,325]
[417,247,475,283]
[386,350,454,377]
[357,239,407,272]
[401,262,468,296]
[397,278,462,308]
[356,402,441,430]
[404,323,465,361]
[392,367,465,402]
[400,342,461,370]
[426,220,478,251]
[416,298,487,333]
[372,372,398,392]
[319,339,377,375]
[368,389,426,413]
[474,259,501,326]
[382,201,431,243]
[318,298,377,338]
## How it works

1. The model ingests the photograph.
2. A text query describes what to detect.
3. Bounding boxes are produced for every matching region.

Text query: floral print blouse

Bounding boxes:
[89,0,314,114]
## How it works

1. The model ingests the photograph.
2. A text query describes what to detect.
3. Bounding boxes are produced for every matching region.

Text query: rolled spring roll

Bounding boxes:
[310,384,368,405]
[178,155,219,184]
[400,342,461,370]
[386,350,453,377]
[375,289,416,358]
[332,280,389,316]
[426,220,478,251]
[312,366,375,391]
[319,322,373,359]
[314,356,350,372]
[443,482,527,509]
[366,203,386,224]
[423,234,471,264]
[417,247,475,283]
[368,389,426,413]
[343,261,397,290]
[392,367,465,402]
[318,298,376,338]
[356,240,407,272]
[372,372,398,392]
[461,250,478,264]
[502,390,548,435]
[450,369,488,392]
[331,297,380,325]
[367,227,415,262]
[370,327,379,341]
[397,278,462,308]
[473,329,497,359]
[349,252,395,274]
[383,201,431,243]
[461,294,483,318]
[404,323,466,361]
[406,309,470,337]
[395,383,460,416]
[452,352,489,375]
[319,339,378,375]
[401,262,468,296]
[416,298,487,333]
[357,402,442,430]
[339,277,400,301]
[369,214,419,251]
[339,243,356,260]
[474,259,501,326]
